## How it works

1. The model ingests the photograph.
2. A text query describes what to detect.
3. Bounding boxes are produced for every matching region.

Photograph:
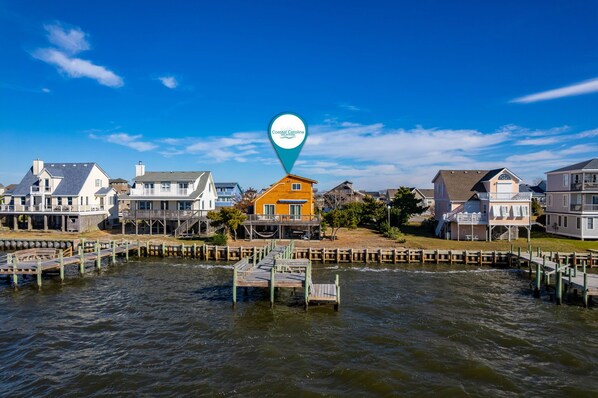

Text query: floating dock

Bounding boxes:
[0,240,139,288]
[232,240,340,310]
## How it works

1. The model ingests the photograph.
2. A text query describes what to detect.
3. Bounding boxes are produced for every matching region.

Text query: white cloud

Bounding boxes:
[515,137,562,146]
[90,133,157,151]
[511,77,598,103]
[339,103,363,112]
[41,88,51,93]
[33,22,123,88]
[34,48,123,87]
[44,23,89,54]
[158,76,178,89]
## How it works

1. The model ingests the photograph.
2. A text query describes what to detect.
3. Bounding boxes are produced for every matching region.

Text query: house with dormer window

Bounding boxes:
[432,168,532,241]
[120,162,217,236]
[0,160,117,232]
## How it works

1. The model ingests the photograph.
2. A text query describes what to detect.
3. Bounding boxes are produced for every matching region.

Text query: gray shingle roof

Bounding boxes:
[95,187,113,195]
[548,159,598,173]
[417,188,434,198]
[134,171,205,182]
[9,163,99,196]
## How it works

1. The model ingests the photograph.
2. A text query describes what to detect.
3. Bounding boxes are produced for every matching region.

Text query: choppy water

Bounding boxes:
[1,258,597,397]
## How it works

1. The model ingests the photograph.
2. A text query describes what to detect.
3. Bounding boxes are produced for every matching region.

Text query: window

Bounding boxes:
[547,195,552,206]
[209,200,212,208]
[20,197,26,205]
[558,216,562,227]
[522,205,529,217]
[563,195,568,207]
[498,173,512,180]
[160,201,169,210]
[161,182,171,192]
[589,218,594,230]
[179,182,189,189]
[57,197,62,205]
[109,196,114,205]
[95,179,101,187]
[81,197,84,205]
[547,214,551,226]
[501,205,509,217]
[291,183,301,191]
[264,204,275,215]
[139,201,152,210]
[68,197,73,205]
[563,174,569,187]
[177,201,191,210]
[290,204,302,219]
[577,217,581,229]
[86,197,89,206]
[564,216,568,228]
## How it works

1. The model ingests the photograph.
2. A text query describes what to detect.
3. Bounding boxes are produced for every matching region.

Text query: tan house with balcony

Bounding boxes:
[433,168,532,241]
[545,159,598,240]
[0,160,117,232]
[120,162,216,236]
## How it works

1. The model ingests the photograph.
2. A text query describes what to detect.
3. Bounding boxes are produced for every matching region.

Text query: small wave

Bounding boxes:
[349,267,516,274]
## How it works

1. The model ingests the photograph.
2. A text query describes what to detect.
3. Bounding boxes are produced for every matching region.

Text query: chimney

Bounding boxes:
[32,159,44,175]
[135,161,145,177]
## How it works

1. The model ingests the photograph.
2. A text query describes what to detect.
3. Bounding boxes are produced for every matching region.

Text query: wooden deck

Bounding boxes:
[514,251,597,307]
[0,241,139,288]
[232,240,339,309]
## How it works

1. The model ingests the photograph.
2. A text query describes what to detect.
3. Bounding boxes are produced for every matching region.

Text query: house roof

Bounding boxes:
[215,182,241,189]
[285,174,318,184]
[124,171,213,200]
[548,158,598,173]
[9,163,101,197]
[433,170,490,202]
[415,188,434,198]
[95,187,114,196]
[110,178,129,184]
[134,171,206,182]
[519,183,545,195]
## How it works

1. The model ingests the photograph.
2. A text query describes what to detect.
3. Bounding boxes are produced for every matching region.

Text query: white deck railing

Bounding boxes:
[478,192,532,201]
[129,187,193,197]
[0,204,107,213]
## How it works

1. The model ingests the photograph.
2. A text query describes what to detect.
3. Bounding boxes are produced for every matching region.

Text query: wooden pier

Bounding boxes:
[513,248,598,307]
[0,240,139,288]
[232,240,340,310]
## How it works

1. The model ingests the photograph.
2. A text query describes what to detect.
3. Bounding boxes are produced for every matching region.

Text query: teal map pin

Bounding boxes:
[268,113,308,174]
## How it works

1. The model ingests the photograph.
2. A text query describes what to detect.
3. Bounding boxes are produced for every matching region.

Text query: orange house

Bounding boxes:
[252,174,317,219]
[243,174,320,240]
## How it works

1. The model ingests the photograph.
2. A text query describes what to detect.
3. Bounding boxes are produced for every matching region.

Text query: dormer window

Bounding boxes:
[498,174,512,181]
[161,182,171,192]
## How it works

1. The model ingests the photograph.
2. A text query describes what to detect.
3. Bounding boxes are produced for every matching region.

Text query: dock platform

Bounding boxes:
[232,240,340,309]
[0,240,139,288]
[513,249,597,307]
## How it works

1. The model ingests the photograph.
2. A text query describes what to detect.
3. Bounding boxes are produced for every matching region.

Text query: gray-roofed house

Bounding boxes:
[412,188,435,216]
[215,182,243,207]
[120,162,217,236]
[545,159,598,240]
[322,181,366,211]
[0,159,118,232]
[432,168,532,241]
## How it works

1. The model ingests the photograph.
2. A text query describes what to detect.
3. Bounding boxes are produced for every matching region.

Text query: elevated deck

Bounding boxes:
[232,240,339,309]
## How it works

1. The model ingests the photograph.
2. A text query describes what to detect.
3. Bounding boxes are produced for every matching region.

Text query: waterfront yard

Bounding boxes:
[1,223,596,252]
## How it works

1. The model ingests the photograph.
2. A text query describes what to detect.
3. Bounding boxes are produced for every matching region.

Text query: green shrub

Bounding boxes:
[210,233,228,246]
[383,226,406,243]
[421,217,438,232]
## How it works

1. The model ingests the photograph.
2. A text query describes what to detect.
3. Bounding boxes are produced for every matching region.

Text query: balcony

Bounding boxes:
[121,209,209,220]
[129,187,192,197]
[0,204,107,213]
[444,212,487,225]
[570,204,598,212]
[570,181,598,191]
[477,192,532,201]
[243,214,321,225]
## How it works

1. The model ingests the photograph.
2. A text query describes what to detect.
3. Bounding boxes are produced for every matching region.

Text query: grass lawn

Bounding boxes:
[1,223,597,253]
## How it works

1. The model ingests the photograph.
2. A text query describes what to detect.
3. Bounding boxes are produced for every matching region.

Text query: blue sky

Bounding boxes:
[1,1,597,191]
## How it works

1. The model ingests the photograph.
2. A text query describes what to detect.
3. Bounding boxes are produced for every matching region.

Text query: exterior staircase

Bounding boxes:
[174,218,199,237]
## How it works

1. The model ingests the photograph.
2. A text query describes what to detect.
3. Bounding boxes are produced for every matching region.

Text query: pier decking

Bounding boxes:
[0,241,139,288]
[513,249,597,307]
[232,240,340,309]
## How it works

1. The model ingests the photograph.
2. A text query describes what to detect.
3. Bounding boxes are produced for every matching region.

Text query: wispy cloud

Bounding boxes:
[338,103,364,112]
[90,133,157,151]
[511,77,598,103]
[86,119,598,190]
[44,22,89,54]
[32,22,123,88]
[41,87,51,93]
[158,76,178,89]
